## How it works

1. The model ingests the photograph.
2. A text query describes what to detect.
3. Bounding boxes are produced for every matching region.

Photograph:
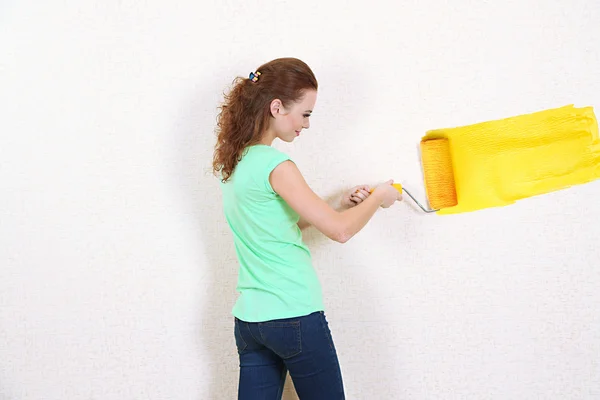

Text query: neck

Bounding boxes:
[260,130,276,146]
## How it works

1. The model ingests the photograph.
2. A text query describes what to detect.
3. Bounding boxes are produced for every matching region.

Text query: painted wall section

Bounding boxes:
[423,105,600,215]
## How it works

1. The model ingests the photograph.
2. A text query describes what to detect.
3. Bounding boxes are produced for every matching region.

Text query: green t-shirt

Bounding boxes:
[220,144,324,322]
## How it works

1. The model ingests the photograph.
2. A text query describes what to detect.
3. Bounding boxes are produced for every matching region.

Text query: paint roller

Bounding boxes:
[365,138,458,213]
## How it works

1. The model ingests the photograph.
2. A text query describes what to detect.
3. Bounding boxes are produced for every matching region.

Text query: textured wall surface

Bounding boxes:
[1,1,599,399]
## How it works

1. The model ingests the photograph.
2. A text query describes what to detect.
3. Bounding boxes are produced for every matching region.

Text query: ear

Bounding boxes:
[269,99,284,118]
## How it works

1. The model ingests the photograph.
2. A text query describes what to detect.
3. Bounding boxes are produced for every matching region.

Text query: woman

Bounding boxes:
[213,57,401,399]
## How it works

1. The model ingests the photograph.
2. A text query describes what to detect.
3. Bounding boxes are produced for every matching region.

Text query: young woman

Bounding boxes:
[213,57,402,399]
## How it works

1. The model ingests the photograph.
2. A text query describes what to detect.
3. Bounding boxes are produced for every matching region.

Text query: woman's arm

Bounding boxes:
[296,186,369,230]
[270,160,399,243]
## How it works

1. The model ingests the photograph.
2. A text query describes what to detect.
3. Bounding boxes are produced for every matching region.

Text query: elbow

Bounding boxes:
[328,216,354,243]
[332,229,353,244]
[337,234,351,244]
[320,214,354,243]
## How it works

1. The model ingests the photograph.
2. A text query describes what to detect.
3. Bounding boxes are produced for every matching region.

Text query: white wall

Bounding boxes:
[1,0,599,399]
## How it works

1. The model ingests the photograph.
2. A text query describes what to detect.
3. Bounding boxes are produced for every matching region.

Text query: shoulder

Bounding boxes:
[246,144,289,158]
[244,145,292,169]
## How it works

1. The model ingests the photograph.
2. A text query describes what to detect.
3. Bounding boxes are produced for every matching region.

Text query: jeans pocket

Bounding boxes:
[234,319,248,354]
[258,321,302,359]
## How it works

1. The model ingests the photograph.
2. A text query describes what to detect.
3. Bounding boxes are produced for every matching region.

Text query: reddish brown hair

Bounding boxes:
[212,58,318,182]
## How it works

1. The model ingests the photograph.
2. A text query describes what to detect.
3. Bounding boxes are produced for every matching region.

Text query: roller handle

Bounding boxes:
[367,183,403,194]
[362,182,438,213]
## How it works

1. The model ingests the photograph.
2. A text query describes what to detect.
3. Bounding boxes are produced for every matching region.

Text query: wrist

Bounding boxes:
[338,196,351,210]
[371,187,385,205]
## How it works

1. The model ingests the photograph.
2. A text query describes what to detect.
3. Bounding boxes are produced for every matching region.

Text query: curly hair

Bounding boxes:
[212,58,318,182]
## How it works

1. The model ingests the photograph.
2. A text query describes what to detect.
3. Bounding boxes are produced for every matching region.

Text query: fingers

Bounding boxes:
[357,189,370,198]
[350,192,366,203]
[353,186,371,195]
[349,186,371,205]
[353,185,371,193]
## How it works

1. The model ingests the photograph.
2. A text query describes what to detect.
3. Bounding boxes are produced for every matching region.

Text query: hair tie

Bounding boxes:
[249,71,261,82]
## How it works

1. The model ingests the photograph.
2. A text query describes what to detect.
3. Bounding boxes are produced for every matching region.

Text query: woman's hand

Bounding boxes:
[270,160,401,243]
[341,185,372,208]
[372,180,402,208]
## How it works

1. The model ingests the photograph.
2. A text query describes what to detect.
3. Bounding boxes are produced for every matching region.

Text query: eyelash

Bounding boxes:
[303,114,311,118]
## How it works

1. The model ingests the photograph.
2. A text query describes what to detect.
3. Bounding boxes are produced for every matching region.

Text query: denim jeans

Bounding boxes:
[234,311,345,399]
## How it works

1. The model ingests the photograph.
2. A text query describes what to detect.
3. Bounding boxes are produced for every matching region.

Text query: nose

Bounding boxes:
[303,121,310,129]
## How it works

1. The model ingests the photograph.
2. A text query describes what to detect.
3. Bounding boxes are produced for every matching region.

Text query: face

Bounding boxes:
[267,89,317,143]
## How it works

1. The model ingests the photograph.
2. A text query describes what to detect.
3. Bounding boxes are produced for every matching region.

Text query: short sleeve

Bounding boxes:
[263,149,292,194]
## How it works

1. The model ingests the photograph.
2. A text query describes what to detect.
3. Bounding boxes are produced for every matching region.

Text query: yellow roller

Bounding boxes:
[420,138,458,210]
[366,138,458,213]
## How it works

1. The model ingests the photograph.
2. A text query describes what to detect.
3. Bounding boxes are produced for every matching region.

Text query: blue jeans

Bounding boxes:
[234,311,345,399]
